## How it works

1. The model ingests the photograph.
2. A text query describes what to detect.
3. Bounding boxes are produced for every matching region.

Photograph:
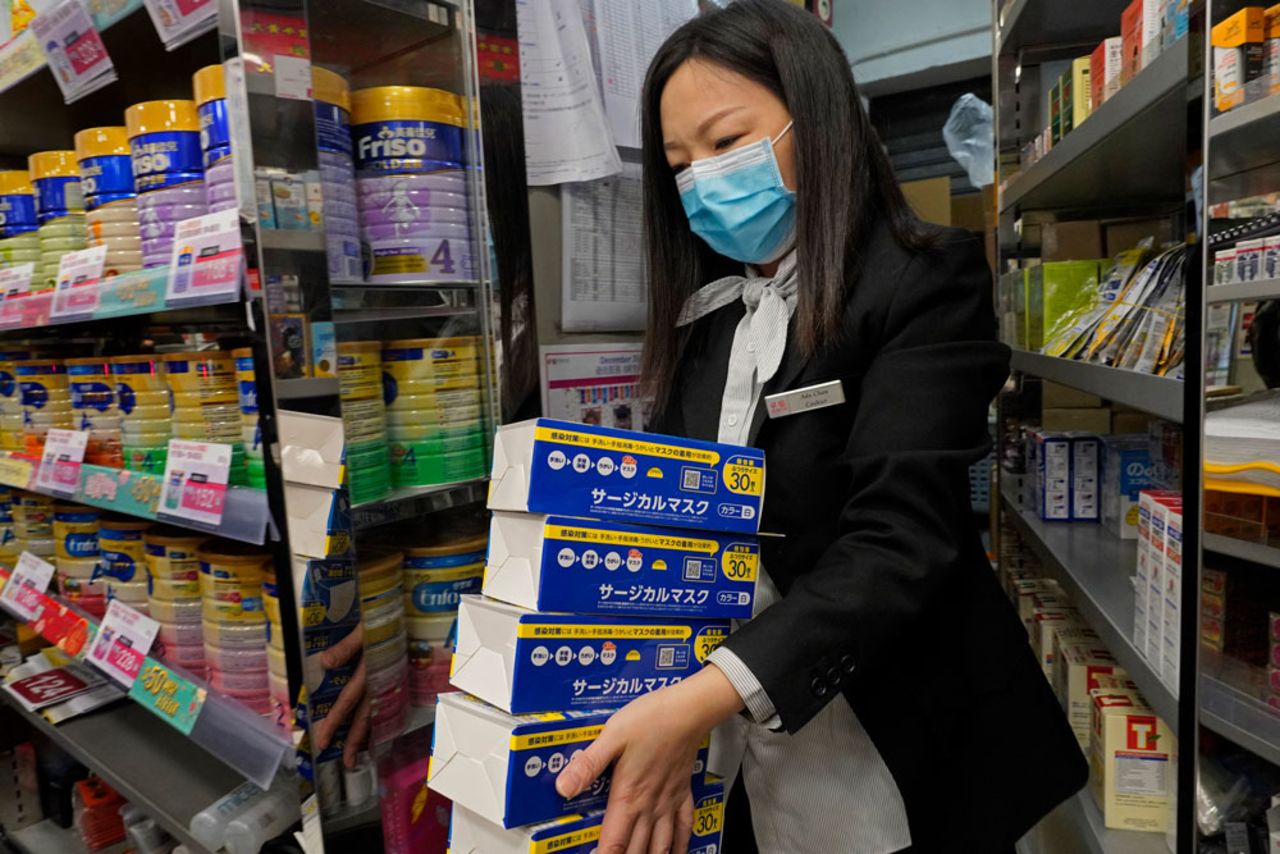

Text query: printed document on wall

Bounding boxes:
[516,0,621,184]
[540,343,651,430]
[593,0,698,149]
[561,160,645,332]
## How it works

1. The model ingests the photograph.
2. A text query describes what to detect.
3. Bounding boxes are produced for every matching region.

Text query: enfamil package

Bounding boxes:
[450,595,729,714]
[429,692,712,830]
[484,512,758,619]
[487,418,765,534]
[448,783,726,853]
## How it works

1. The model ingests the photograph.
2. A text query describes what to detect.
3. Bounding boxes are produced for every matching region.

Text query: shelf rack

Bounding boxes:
[1001,494,1178,723]
[1000,44,1189,214]
[1199,650,1280,769]
[1203,533,1280,569]
[1009,351,1184,423]
[1205,278,1280,303]
[1018,789,1171,854]
[1207,94,1280,204]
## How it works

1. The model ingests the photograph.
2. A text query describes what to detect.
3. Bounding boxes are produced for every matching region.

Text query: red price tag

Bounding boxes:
[65,29,107,75]
[106,638,145,682]
[181,480,226,515]
[8,669,88,706]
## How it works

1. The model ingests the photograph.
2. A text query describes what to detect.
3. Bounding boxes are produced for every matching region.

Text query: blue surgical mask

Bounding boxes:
[677,121,796,264]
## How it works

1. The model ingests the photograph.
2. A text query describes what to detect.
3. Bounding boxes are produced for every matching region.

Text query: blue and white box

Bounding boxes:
[1101,435,1153,540]
[451,595,729,714]
[447,782,725,852]
[484,512,758,619]
[487,418,766,535]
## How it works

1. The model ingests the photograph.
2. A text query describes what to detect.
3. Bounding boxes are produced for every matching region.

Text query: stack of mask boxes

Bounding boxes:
[429,418,765,852]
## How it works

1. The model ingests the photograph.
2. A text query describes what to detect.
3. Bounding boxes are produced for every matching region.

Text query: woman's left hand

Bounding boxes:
[555,665,744,854]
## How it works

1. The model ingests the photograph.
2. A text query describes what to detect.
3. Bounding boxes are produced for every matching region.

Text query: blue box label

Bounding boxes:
[508,419,765,534]
[531,515,756,619]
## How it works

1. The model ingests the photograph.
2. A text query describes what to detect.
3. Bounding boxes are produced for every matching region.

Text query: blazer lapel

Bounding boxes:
[679,302,743,442]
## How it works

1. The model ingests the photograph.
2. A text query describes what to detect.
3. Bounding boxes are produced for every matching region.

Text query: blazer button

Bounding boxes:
[841,654,856,674]
[826,667,841,685]
[810,676,828,698]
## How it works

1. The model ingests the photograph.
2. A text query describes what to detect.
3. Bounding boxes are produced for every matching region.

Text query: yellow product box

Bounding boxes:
[1056,638,1126,748]
[1029,609,1085,679]
[1212,7,1267,112]
[1089,688,1174,833]
[1022,591,1071,633]
[1011,578,1062,625]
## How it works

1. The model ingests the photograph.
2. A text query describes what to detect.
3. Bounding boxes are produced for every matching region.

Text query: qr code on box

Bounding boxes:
[658,647,675,668]
[682,469,702,490]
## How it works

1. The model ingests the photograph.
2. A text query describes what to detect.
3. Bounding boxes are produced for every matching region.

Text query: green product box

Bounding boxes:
[1050,81,1062,145]
[1060,72,1074,137]
[1026,261,1103,353]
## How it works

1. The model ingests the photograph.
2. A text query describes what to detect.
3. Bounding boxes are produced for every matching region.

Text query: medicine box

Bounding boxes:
[1143,493,1182,671]
[1212,7,1267,112]
[1160,504,1184,690]
[428,693,616,828]
[1050,627,1103,703]
[451,595,729,714]
[1238,238,1265,282]
[1056,639,1124,749]
[1142,0,1163,66]
[1163,0,1190,49]
[1030,610,1083,679]
[1101,435,1154,540]
[1071,57,1092,126]
[1026,261,1101,353]
[1091,37,1124,109]
[488,419,765,535]
[1049,81,1062,145]
[1122,0,1146,83]
[1088,689,1173,832]
[1034,432,1072,521]
[269,174,309,230]
[1071,433,1102,522]
[1060,71,1075,137]
[448,781,725,854]
[484,512,758,620]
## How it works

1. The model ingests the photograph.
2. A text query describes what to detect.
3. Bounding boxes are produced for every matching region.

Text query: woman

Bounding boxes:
[553,2,1086,852]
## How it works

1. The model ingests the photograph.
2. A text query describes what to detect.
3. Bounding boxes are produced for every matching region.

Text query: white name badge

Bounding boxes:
[765,380,846,419]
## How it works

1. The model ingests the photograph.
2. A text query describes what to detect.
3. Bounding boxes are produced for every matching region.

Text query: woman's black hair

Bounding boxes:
[640,0,932,414]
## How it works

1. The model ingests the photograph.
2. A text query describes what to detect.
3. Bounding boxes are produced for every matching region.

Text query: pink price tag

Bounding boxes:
[181,479,226,516]
[12,583,43,614]
[174,0,212,17]
[191,249,240,291]
[106,638,145,682]
[50,458,80,491]
[64,29,108,75]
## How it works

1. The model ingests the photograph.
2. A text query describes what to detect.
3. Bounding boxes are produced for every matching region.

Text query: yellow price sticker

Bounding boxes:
[723,460,763,496]
[692,801,724,837]
[720,545,758,582]
[694,627,728,664]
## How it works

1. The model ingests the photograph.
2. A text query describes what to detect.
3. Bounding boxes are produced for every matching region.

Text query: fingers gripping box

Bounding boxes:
[447,783,726,853]
[450,596,729,714]
[484,512,758,619]
[487,419,765,534]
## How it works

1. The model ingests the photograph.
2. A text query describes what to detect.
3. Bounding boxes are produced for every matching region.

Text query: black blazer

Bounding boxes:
[653,224,1087,850]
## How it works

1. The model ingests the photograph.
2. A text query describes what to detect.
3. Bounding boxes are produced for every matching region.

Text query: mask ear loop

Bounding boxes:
[772,120,794,145]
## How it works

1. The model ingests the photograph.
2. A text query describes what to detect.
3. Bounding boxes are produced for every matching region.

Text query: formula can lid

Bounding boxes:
[74,127,130,161]
[0,170,34,195]
[125,100,200,137]
[192,64,226,107]
[312,66,351,112]
[28,151,80,180]
[351,85,465,127]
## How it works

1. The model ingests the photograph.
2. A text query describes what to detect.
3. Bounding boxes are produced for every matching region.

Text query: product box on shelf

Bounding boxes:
[1141,0,1163,66]
[1049,81,1062,145]
[450,595,729,714]
[1032,431,1071,521]
[1238,238,1265,282]
[1212,6,1267,112]
[1141,492,1181,672]
[1091,37,1124,109]
[1122,0,1146,83]
[1160,504,1184,691]
[1060,70,1075,137]
[1021,590,1071,630]
[1056,638,1125,748]
[1163,0,1190,49]
[448,780,726,854]
[1088,688,1173,832]
[1030,609,1083,678]
[488,419,765,535]
[1101,435,1154,540]
[1071,57,1092,127]
[484,512,758,620]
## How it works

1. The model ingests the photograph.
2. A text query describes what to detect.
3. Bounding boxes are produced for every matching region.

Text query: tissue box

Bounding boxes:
[488,419,765,534]
[484,512,758,619]
[450,596,729,714]
[430,693,713,831]
[428,693,615,828]
[447,782,726,854]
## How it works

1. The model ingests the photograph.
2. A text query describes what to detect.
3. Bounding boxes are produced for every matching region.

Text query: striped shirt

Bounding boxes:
[690,252,912,853]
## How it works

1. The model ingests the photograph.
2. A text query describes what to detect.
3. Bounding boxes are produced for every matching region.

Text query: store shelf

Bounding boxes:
[1206,278,1280,303]
[995,0,1131,57]
[277,377,340,399]
[1208,95,1280,204]
[1204,533,1280,569]
[260,230,327,252]
[1018,789,1169,854]
[1000,45,1188,214]
[0,698,243,854]
[1001,495,1178,724]
[1010,351,1184,422]
[0,454,272,545]
[8,819,128,854]
[349,479,486,529]
[1200,649,1280,767]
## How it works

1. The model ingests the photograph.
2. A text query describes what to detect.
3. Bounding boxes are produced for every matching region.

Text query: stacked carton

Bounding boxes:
[1133,489,1183,692]
[430,418,765,850]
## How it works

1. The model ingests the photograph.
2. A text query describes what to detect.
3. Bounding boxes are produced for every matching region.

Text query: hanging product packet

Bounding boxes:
[1042,240,1153,360]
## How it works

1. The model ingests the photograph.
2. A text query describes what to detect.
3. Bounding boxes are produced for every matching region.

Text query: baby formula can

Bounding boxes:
[126,100,207,268]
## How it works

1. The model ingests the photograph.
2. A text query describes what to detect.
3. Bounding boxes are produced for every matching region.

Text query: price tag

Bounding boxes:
[28,0,116,103]
[35,428,88,497]
[273,54,312,100]
[86,599,159,687]
[166,209,242,303]
[128,658,207,734]
[2,663,107,712]
[158,439,232,528]
[0,263,34,329]
[51,245,106,318]
[140,0,216,50]
[0,551,56,621]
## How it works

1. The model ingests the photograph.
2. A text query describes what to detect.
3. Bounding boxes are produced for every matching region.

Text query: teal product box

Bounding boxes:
[1101,434,1154,540]
[310,321,336,377]
[488,418,766,535]
[447,781,725,853]
[429,692,712,831]
[450,595,729,714]
[484,512,758,619]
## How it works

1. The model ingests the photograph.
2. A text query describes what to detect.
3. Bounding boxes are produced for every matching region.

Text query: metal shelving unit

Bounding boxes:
[1204,533,1280,569]
[1205,278,1280,303]
[1199,650,1280,769]
[1002,495,1177,723]
[1009,351,1184,423]
[995,0,1136,58]
[1207,94,1280,204]
[1019,789,1172,854]
[1000,45,1189,214]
